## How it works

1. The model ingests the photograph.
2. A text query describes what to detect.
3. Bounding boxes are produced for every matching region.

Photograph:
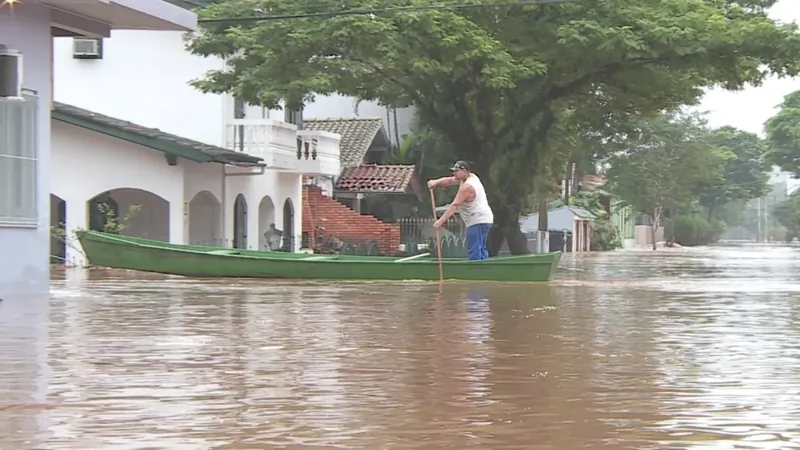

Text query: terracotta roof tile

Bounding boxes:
[303,118,387,167]
[335,164,416,193]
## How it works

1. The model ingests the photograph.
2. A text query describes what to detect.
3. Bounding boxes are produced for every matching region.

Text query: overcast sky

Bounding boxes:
[696,0,800,136]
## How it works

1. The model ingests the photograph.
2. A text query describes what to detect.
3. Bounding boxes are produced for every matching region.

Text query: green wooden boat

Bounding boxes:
[75,230,561,282]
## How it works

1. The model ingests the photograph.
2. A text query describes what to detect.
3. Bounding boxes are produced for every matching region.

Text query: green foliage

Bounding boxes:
[765,91,800,177]
[771,192,800,239]
[605,112,727,233]
[50,203,142,266]
[699,126,770,220]
[361,114,456,219]
[188,0,800,238]
[769,225,788,242]
[668,215,714,246]
[710,199,748,228]
[568,191,620,251]
[94,203,142,234]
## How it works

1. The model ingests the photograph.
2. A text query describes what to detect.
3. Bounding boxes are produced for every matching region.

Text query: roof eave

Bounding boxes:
[52,103,264,166]
[52,112,211,163]
[224,160,266,168]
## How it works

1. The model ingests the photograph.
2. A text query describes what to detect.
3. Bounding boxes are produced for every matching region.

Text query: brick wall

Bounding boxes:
[302,186,400,255]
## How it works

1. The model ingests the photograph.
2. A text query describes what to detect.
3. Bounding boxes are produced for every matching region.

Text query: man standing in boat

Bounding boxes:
[427,161,494,261]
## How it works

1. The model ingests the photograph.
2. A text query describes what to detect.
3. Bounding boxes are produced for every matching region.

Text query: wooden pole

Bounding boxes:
[429,189,444,282]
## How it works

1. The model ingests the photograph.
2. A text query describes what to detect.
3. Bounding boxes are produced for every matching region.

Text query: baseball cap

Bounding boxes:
[450,160,470,171]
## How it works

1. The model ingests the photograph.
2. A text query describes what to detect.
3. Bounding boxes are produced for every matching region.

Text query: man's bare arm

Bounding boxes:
[428,176,460,188]
[438,184,474,223]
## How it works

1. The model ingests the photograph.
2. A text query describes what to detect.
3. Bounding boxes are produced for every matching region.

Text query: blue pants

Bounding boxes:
[466,223,492,260]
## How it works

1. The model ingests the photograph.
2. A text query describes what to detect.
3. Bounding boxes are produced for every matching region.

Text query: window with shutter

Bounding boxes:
[0,91,38,227]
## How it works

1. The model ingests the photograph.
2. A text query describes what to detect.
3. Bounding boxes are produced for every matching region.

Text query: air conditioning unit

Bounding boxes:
[72,38,102,59]
[0,44,22,99]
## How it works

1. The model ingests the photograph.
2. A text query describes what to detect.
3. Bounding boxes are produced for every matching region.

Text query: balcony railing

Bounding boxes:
[225,119,298,170]
[296,130,341,177]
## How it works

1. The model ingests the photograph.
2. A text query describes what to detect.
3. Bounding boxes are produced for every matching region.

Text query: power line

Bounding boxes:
[198,0,576,24]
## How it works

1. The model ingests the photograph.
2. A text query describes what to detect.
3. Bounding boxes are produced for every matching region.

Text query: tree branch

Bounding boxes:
[497,55,675,139]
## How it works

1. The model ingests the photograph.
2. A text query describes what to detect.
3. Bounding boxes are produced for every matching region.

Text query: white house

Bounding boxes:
[0,0,196,298]
[53,28,415,149]
[49,101,341,267]
[51,28,345,267]
[51,25,423,264]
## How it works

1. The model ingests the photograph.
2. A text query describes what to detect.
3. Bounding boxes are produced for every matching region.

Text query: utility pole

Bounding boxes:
[765,196,770,241]
[757,197,762,242]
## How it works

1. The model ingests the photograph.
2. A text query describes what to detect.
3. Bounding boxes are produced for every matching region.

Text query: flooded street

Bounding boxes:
[2,245,800,449]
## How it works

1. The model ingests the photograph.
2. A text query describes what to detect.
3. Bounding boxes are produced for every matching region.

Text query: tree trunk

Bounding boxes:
[651,224,657,251]
[537,200,548,232]
[487,203,530,256]
[469,157,531,256]
[651,206,662,251]
[707,203,715,222]
[392,107,401,148]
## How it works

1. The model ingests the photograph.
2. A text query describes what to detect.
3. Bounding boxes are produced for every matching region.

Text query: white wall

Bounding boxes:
[186,187,222,246]
[215,170,302,251]
[54,30,229,147]
[318,177,335,197]
[49,28,341,256]
[0,7,51,448]
[52,122,185,266]
[54,30,414,150]
[51,120,305,261]
[53,30,289,147]
[183,161,225,246]
[181,161,304,251]
[0,4,52,297]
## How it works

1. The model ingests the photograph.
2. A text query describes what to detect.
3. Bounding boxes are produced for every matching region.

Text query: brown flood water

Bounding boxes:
[2,245,800,449]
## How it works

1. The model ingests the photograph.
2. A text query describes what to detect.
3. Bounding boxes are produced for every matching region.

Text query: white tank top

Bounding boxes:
[458,174,494,227]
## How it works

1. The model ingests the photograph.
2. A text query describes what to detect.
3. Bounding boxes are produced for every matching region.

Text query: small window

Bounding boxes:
[0,92,38,227]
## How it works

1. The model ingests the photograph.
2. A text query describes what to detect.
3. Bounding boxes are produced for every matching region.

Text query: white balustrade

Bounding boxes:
[296,130,341,177]
[225,119,298,170]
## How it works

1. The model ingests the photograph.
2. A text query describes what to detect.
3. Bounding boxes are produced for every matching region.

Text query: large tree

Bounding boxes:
[605,113,727,250]
[188,0,800,253]
[699,126,770,221]
[765,90,800,177]
[772,193,800,240]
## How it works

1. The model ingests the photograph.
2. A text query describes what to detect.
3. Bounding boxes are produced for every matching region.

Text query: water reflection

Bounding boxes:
[0,290,50,449]
[0,246,798,448]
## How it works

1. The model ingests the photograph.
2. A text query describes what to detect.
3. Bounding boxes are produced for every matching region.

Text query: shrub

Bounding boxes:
[590,217,622,251]
[669,214,714,246]
[569,191,621,251]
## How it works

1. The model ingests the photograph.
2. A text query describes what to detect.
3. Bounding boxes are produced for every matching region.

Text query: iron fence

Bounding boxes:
[397,216,464,242]
[393,216,466,256]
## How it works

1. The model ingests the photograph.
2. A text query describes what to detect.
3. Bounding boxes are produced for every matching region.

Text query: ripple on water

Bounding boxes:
[0,245,799,448]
